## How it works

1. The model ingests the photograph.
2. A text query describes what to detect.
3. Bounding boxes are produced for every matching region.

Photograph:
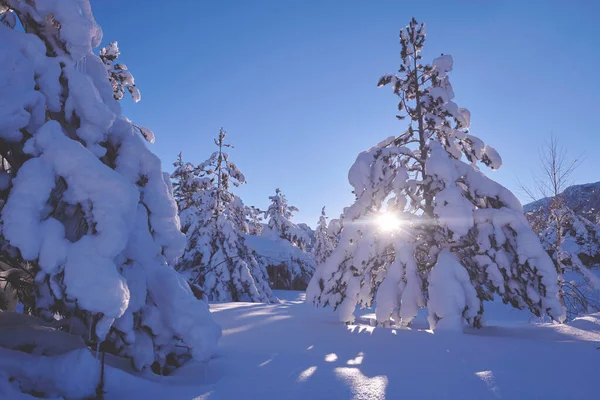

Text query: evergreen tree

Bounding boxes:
[313,207,336,265]
[246,205,265,236]
[99,41,141,103]
[0,0,220,373]
[261,188,315,287]
[175,129,275,302]
[537,209,600,317]
[172,152,200,211]
[327,214,343,246]
[171,151,217,214]
[297,223,316,253]
[307,18,565,330]
[265,188,309,250]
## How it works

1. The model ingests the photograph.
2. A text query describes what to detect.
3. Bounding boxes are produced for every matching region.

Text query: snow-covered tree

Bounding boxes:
[538,209,600,317]
[297,223,316,252]
[307,18,565,331]
[0,0,220,376]
[265,188,309,250]
[99,41,141,103]
[523,136,600,318]
[246,205,265,236]
[260,188,315,288]
[327,214,343,245]
[313,207,336,265]
[172,152,209,212]
[175,129,275,303]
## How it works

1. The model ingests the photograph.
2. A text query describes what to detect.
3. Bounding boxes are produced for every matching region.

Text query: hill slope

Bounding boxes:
[524,181,600,221]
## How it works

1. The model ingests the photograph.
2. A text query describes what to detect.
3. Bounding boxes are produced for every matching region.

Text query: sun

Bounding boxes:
[376,212,402,232]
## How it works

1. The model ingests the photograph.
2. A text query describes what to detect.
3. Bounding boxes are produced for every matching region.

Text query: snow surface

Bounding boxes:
[4,291,594,399]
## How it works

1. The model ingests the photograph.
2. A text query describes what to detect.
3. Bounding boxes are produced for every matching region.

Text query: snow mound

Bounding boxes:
[0,347,99,399]
[0,312,86,356]
[569,312,600,333]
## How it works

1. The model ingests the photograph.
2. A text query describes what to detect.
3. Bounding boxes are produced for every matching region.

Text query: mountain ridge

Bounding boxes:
[523,181,600,221]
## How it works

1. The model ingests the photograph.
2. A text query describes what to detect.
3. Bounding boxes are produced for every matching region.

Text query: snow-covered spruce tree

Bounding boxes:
[297,222,316,253]
[307,18,565,330]
[313,207,336,265]
[523,136,600,318]
[0,0,220,373]
[265,188,309,250]
[327,214,343,245]
[538,209,600,317]
[262,188,315,286]
[246,205,265,236]
[172,152,210,211]
[99,40,141,103]
[175,129,276,302]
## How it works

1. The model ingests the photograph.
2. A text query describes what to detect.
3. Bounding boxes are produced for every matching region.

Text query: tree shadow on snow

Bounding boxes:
[195,299,599,399]
[202,301,483,399]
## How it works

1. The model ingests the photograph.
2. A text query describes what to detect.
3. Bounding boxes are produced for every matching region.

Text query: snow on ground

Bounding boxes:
[197,292,599,399]
[5,291,597,399]
[100,290,599,399]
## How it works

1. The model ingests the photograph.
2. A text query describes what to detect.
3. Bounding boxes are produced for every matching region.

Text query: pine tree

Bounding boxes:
[258,188,315,288]
[537,209,600,317]
[265,188,309,250]
[297,223,316,252]
[175,129,275,303]
[246,205,265,236]
[327,214,343,246]
[0,0,220,373]
[99,41,141,103]
[307,18,565,330]
[172,152,210,212]
[313,207,336,265]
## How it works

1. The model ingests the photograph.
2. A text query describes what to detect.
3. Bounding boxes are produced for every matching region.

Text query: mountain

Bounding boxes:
[524,181,600,221]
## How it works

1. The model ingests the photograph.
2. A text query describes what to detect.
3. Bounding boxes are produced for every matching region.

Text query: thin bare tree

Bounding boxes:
[521,134,580,204]
[521,135,600,318]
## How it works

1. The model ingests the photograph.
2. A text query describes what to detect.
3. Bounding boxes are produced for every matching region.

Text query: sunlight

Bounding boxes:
[222,315,292,336]
[376,212,402,232]
[346,352,364,366]
[346,324,375,334]
[193,393,215,400]
[258,359,272,367]
[475,370,501,398]
[297,366,318,382]
[334,367,388,400]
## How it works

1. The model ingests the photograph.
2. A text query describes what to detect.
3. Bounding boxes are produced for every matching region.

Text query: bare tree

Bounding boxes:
[524,135,581,260]
[522,135,600,318]
[520,135,580,234]
[521,134,580,204]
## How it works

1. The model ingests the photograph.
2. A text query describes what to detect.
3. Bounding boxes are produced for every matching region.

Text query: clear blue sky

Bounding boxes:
[92,0,600,227]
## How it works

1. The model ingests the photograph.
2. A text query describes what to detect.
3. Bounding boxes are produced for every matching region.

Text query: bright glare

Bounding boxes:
[376,212,402,232]
[297,366,317,382]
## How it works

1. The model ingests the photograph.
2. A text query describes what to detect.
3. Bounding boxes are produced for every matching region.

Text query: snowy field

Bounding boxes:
[0,291,598,399]
[46,290,596,399]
